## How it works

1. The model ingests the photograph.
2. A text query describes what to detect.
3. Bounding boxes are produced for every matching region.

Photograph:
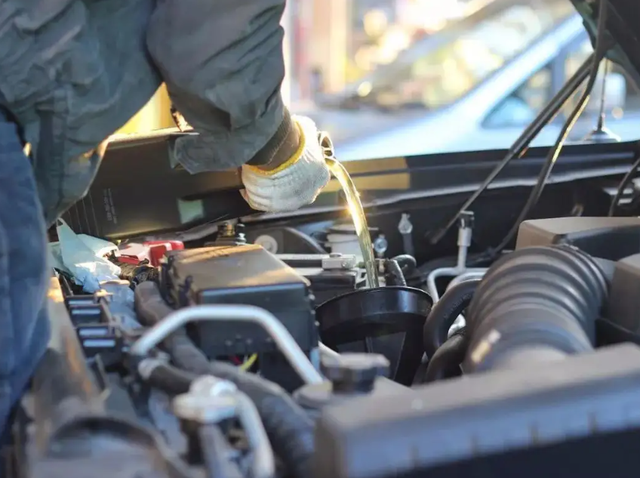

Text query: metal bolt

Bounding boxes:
[323,254,357,270]
[373,235,388,258]
[398,214,413,234]
[220,222,235,237]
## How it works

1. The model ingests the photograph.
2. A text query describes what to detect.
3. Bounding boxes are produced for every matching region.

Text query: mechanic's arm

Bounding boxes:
[146,0,330,212]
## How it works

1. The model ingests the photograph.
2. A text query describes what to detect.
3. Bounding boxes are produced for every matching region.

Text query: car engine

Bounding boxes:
[12,212,640,478]
[9,1,640,476]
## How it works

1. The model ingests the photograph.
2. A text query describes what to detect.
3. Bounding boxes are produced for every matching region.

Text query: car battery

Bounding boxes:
[162,244,318,391]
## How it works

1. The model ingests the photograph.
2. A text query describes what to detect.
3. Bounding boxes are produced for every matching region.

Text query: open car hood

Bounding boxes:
[571,0,640,82]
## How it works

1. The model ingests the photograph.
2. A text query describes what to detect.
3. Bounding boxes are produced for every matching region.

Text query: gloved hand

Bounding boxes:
[241,116,331,213]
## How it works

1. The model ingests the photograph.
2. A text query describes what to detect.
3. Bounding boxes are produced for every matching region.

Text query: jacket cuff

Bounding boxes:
[246,108,300,168]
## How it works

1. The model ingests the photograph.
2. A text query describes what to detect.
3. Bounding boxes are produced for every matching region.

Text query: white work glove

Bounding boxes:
[241,116,331,212]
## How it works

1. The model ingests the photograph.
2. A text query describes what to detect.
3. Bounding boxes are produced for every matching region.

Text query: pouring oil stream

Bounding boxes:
[319,132,380,288]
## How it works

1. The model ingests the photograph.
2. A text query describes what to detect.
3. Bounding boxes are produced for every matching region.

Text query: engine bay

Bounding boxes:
[11,1,640,476]
[12,208,640,478]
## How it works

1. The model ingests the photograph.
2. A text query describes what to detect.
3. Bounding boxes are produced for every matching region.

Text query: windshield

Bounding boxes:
[118,0,640,161]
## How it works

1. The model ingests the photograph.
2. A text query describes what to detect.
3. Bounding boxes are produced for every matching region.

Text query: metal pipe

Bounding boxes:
[174,375,276,478]
[456,225,472,269]
[319,342,340,357]
[131,304,323,385]
[447,270,486,291]
[198,425,245,478]
[236,392,276,478]
[426,267,487,302]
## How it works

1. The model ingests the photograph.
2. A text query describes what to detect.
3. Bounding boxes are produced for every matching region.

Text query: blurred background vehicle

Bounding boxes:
[315,0,640,160]
[120,0,640,161]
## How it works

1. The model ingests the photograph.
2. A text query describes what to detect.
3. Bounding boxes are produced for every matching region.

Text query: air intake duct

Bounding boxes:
[463,246,608,373]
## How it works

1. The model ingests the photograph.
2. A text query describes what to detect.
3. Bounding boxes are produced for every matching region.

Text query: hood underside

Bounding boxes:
[571,0,640,83]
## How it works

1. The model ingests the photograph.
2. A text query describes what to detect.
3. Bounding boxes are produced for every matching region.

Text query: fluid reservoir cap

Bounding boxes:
[321,353,390,394]
[255,234,278,253]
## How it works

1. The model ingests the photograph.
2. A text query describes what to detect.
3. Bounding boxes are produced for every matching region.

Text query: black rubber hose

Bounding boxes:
[135,281,181,327]
[170,337,314,478]
[134,282,314,478]
[463,245,608,373]
[138,360,197,395]
[424,333,467,383]
[487,3,613,259]
[392,255,417,276]
[167,334,314,478]
[609,155,640,216]
[428,51,595,245]
[385,259,407,286]
[422,279,481,358]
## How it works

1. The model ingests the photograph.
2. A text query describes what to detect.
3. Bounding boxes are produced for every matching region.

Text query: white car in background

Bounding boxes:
[309,0,639,161]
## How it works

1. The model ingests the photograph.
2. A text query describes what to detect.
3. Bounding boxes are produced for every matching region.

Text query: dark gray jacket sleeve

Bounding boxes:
[146,0,298,173]
[0,0,162,223]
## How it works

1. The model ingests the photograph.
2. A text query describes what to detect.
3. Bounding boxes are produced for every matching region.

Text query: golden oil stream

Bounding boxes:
[319,133,380,288]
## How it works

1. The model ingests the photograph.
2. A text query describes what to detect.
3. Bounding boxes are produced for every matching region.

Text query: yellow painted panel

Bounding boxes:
[323,172,410,192]
[116,84,174,135]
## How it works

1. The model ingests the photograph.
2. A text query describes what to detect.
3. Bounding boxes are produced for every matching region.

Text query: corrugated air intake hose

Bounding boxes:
[463,245,609,373]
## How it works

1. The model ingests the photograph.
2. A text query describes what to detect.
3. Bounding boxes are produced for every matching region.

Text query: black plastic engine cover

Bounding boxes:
[516,216,640,260]
[515,217,640,345]
[162,244,318,389]
[313,344,640,478]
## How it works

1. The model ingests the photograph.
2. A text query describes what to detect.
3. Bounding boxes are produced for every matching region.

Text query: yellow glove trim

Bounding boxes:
[244,121,306,177]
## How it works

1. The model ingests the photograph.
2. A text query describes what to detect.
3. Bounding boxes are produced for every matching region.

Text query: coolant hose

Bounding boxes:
[422,279,481,357]
[134,282,314,478]
[424,333,467,383]
[463,246,608,373]
[137,359,197,395]
[385,259,407,286]
[392,255,417,276]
